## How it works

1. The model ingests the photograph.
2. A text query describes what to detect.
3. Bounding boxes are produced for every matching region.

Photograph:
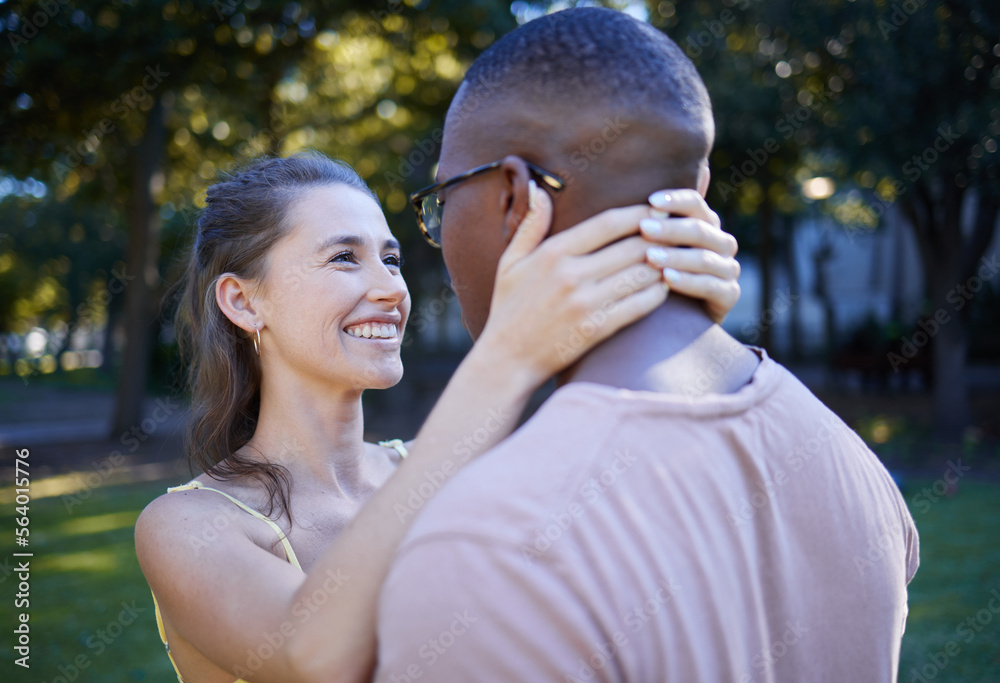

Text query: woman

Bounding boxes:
[135,152,741,683]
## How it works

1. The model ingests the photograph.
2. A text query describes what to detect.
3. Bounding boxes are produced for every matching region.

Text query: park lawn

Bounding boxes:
[1,479,177,683]
[0,476,998,683]
[897,478,1000,682]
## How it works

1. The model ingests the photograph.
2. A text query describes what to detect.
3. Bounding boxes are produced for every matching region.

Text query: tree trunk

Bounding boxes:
[811,235,836,357]
[782,214,802,360]
[889,217,906,322]
[100,301,119,375]
[111,97,166,436]
[901,183,998,437]
[930,312,968,435]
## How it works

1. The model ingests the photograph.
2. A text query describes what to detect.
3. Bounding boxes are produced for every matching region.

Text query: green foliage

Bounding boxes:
[0,0,526,344]
[655,0,999,226]
[0,192,125,334]
[1,0,997,421]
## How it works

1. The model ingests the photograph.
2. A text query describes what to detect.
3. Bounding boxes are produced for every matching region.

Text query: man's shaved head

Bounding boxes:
[437,7,716,338]
[446,7,714,196]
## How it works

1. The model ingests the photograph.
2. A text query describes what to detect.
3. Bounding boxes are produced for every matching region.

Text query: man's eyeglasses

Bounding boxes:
[409,160,566,248]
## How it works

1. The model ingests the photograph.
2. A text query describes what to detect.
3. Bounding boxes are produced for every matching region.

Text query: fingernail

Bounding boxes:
[649,192,672,209]
[640,218,665,237]
[663,267,681,285]
[528,179,538,211]
[646,246,669,267]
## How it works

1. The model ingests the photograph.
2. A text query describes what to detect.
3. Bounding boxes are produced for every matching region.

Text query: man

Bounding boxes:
[375,8,918,682]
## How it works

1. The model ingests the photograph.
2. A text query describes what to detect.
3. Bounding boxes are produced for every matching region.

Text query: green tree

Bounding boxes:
[1,0,508,432]
[774,0,1000,435]
[654,0,998,434]
[3,0,329,432]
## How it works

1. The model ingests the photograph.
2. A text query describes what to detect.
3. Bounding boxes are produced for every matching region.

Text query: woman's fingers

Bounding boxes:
[542,222,741,308]
[645,246,741,282]
[605,277,672,326]
[538,190,734,261]
[570,235,650,282]
[594,277,670,343]
[497,180,554,268]
[639,216,738,258]
[648,189,722,229]
[639,193,741,323]
[659,271,742,324]
[578,239,741,327]
[543,205,652,256]
[546,268,668,361]
[595,262,666,301]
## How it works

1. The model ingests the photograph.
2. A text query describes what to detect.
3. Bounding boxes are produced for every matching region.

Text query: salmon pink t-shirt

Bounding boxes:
[376,350,919,682]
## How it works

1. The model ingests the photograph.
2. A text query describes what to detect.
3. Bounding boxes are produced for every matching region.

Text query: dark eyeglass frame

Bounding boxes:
[409,159,566,248]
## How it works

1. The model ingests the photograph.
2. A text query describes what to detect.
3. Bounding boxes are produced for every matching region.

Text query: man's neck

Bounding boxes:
[558,296,759,396]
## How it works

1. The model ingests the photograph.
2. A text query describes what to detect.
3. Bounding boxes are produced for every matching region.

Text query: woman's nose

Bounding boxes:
[369,265,408,305]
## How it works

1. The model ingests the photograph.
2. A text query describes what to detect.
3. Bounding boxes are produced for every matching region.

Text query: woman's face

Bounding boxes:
[255,184,411,393]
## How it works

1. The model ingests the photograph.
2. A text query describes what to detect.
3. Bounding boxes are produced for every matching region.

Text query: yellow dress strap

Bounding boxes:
[379,438,409,460]
[167,481,302,570]
[152,591,185,682]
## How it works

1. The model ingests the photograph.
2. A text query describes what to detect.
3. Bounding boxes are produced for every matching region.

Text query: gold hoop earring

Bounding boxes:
[253,326,261,357]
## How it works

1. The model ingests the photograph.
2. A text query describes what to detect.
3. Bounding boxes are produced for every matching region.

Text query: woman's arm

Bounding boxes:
[285,185,741,683]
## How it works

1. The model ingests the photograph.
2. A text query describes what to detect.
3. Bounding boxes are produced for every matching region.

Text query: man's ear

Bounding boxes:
[697,159,711,197]
[497,155,535,247]
[215,273,262,334]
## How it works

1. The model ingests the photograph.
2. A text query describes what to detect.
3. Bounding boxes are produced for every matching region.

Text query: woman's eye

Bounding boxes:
[384,254,404,268]
[330,251,358,264]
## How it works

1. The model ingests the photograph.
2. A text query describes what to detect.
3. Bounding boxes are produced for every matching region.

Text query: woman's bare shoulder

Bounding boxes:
[134,483,257,573]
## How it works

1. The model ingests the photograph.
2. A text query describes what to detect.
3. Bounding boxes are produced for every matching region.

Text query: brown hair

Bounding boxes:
[174,151,377,521]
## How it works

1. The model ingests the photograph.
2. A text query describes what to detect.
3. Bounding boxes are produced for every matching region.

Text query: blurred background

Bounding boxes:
[0,0,998,681]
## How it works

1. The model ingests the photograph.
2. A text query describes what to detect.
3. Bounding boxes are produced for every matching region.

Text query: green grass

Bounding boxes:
[0,476,997,682]
[1,479,177,683]
[897,478,1000,682]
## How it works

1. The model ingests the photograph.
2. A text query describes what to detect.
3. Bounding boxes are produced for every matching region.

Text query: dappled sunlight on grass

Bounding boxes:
[0,479,176,681]
[0,470,113,504]
[51,511,139,538]
[0,459,184,505]
[35,548,121,573]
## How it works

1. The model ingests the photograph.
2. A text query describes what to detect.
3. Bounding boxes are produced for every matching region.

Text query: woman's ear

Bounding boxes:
[215,273,261,334]
[497,156,535,247]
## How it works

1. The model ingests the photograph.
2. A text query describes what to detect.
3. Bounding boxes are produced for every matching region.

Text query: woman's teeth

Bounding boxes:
[346,323,397,339]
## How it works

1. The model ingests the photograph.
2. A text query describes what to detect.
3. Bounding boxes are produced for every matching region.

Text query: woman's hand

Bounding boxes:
[644,189,740,325]
[477,182,740,385]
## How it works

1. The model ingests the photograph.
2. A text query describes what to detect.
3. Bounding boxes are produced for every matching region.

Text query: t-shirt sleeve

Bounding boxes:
[376,536,613,683]
[905,508,920,583]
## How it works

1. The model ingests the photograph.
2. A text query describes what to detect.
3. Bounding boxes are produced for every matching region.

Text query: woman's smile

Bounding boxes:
[344,321,400,341]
